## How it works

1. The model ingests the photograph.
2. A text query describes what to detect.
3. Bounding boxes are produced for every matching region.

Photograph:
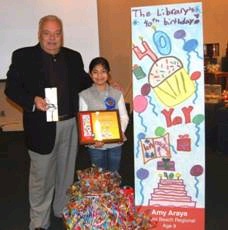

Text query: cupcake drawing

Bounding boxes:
[149,56,195,107]
[133,39,195,107]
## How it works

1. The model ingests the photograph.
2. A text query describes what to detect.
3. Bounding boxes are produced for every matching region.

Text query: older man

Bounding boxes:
[5,15,92,230]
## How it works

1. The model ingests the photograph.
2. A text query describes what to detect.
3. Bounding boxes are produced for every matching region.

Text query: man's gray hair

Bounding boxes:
[39,15,63,32]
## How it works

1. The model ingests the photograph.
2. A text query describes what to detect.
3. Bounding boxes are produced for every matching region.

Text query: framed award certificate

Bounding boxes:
[77,110,123,144]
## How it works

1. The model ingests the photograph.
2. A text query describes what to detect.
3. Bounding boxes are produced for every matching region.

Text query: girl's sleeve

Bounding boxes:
[118,94,129,132]
[79,95,88,111]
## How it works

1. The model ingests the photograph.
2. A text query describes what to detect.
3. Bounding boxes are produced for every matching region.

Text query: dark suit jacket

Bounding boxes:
[5,44,92,154]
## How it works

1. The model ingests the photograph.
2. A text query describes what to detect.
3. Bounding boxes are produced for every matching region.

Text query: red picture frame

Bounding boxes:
[77,110,123,144]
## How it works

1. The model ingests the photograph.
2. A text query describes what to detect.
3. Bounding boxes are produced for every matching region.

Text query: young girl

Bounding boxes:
[79,57,129,172]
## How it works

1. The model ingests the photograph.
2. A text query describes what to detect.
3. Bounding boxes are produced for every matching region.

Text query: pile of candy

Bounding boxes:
[63,166,157,229]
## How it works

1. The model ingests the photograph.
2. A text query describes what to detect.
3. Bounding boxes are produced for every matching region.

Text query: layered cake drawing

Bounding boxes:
[148,178,196,208]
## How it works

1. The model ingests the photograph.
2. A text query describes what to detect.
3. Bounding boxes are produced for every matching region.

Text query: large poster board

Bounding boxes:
[131,2,205,229]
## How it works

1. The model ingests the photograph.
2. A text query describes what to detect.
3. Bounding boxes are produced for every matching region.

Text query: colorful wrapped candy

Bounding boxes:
[63,166,156,229]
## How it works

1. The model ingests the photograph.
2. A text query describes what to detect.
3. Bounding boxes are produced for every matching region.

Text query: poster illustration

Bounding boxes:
[131,2,205,229]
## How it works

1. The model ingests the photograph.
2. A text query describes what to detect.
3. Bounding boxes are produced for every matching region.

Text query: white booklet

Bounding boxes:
[45,87,58,122]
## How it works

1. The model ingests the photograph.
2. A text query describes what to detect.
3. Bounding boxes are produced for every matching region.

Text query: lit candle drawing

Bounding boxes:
[94,113,102,141]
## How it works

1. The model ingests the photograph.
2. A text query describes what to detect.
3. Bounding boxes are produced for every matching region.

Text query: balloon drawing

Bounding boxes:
[133,95,148,132]
[190,164,204,198]
[190,71,202,104]
[192,114,204,147]
[141,83,158,116]
[136,168,149,205]
[174,29,203,74]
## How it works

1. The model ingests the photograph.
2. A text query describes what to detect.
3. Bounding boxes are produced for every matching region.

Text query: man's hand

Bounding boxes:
[34,96,48,111]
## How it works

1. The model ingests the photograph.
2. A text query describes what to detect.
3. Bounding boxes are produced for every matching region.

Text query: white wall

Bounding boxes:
[0,0,99,79]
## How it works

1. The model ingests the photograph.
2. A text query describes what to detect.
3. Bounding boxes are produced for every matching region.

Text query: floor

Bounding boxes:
[0,118,228,229]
